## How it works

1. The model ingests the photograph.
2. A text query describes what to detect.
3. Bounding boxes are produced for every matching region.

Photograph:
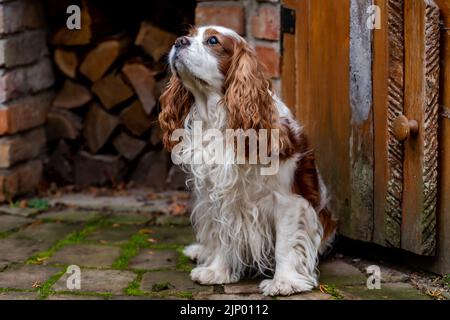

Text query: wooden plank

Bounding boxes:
[373,0,405,248]
[431,0,450,273]
[281,0,297,113]
[295,0,351,237]
[348,0,374,241]
[402,0,440,255]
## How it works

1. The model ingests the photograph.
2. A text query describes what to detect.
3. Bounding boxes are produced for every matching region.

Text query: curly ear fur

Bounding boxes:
[158,75,193,151]
[223,42,277,131]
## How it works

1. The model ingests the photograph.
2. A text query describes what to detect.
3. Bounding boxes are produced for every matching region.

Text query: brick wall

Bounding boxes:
[195,0,281,94]
[0,0,55,201]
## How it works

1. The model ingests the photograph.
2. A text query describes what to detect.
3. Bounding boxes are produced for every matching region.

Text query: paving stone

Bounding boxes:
[155,215,191,226]
[47,294,106,300]
[278,291,333,300]
[0,214,31,232]
[47,194,146,211]
[141,271,211,294]
[319,259,367,286]
[48,244,121,268]
[128,249,178,270]
[0,261,8,271]
[106,212,154,225]
[0,265,60,290]
[109,295,162,300]
[85,225,141,245]
[53,269,135,294]
[224,280,261,294]
[11,222,80,246]
[338,282,431,300]
[0,291,39,300]
[0,206,41,217]
[0,238,49,263]
[150,226,195,245]
[38,209,107,223]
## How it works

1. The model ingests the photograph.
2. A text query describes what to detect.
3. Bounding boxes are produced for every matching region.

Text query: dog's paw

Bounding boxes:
[183,244,203,261]
[259,276,315,296]
[190,266,239,285]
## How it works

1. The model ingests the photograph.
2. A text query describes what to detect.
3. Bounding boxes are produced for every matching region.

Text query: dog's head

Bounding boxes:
[159,25,276,150]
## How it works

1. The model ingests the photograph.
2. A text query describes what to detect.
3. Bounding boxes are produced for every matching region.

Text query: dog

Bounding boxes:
[158,25,337,296]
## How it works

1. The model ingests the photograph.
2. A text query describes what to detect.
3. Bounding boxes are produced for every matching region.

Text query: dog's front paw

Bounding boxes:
[259,276,315,296]
[190,266,239,285]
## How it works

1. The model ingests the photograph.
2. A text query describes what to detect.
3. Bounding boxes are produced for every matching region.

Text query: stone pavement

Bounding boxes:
[0,190,447,300]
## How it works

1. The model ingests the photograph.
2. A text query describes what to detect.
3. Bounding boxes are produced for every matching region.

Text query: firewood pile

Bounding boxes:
[42,0,193,190]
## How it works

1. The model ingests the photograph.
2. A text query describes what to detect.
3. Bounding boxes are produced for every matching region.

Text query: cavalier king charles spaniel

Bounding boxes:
[159,25,337,296]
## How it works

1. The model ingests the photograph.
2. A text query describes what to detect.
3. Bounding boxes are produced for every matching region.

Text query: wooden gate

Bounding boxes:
[281,0,442,256]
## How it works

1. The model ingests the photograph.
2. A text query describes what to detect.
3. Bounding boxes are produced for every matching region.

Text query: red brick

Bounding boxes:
[0,0,46,35]
[0,58,55,103]
[0,127,46,168]
[195,3,245,35]
[255,45,280,78]
[0,30,48,68]
[0,91,53,135]
[251,5,280,41]
[0,159,42,202]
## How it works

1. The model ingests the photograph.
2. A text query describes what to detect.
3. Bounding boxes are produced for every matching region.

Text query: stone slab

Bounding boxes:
[53,269,135,294]
[48,244,121,268]
[128,249,178,270]
[0,264,60,290]
[0,214,31,232]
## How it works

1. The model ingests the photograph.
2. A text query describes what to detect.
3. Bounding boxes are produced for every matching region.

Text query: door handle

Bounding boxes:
[393,115,419,141]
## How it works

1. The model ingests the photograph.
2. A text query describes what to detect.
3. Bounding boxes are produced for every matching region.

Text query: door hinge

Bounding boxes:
[281,6,296,34]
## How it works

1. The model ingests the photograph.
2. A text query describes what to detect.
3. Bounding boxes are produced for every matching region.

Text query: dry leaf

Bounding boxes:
[168,202,187,216]
[139,229,154,235]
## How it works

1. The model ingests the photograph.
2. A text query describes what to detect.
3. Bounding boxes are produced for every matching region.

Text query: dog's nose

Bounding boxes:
[174,36,190,49]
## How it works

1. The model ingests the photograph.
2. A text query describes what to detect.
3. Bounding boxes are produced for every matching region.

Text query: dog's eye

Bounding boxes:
[206,36,219,45]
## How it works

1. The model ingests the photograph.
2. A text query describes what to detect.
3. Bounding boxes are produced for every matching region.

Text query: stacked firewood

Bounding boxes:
[44,0,186,190]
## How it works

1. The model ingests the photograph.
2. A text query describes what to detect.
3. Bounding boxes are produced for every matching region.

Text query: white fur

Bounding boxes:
[170,26,329,296]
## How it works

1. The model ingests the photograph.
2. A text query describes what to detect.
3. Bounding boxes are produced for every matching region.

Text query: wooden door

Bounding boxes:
[281,0,441,255]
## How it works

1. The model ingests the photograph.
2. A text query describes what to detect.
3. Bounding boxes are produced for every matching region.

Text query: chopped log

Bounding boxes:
[53,80,92,109]
[83,103,119,153]
[51,0,115,46]
[45,140,74,185]
[130,150,169,189]
[120,100,152,136]
[166,165,187,190]
[80,36,131,82]
[150,123,163,146]
[46,108,82,141]
[135,22,177,61]
[112,132,146,160]
[91,73,134,109]
[74,151,126,188]
[54,49,78,78]
[122,63,156,114]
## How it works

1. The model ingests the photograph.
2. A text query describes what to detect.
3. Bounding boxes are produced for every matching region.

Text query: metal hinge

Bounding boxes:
[281,6,296,34]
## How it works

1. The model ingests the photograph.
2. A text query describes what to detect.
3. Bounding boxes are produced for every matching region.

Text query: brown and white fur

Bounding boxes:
[159,25,337,296]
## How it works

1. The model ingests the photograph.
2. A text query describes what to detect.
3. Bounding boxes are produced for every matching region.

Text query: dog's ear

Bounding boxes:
[222,42,277,131]
[159,75,193,151]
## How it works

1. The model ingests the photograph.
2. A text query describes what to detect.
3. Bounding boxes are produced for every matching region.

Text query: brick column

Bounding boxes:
[195,0,281,94]
[0,0,55,201]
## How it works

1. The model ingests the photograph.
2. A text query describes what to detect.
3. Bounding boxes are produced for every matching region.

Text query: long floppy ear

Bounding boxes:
[158,75,193,151]
[223,42,277,131]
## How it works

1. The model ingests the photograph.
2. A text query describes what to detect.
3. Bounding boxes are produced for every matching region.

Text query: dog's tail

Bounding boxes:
[316,172,337,255]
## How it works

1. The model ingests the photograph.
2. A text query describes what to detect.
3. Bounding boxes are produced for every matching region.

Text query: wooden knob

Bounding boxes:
[393,115,419,141]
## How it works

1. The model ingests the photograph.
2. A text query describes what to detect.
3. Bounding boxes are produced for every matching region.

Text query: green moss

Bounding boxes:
[124,272,146,296]
[37,270,65,299]
[27,219,105,265]
[173,291,193,299]
[148,243,179,250]
[176,246,193,272]
[152,282,171,292]
[320,284,344,300]
[112,233,148,269]
[11,198,49,210]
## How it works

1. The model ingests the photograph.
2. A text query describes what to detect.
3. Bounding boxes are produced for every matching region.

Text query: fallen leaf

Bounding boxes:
[112,223,121,228]
[146,238,157,243]
[168,202,187,216]
[139,229,155,235]
[32,281,41,288]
